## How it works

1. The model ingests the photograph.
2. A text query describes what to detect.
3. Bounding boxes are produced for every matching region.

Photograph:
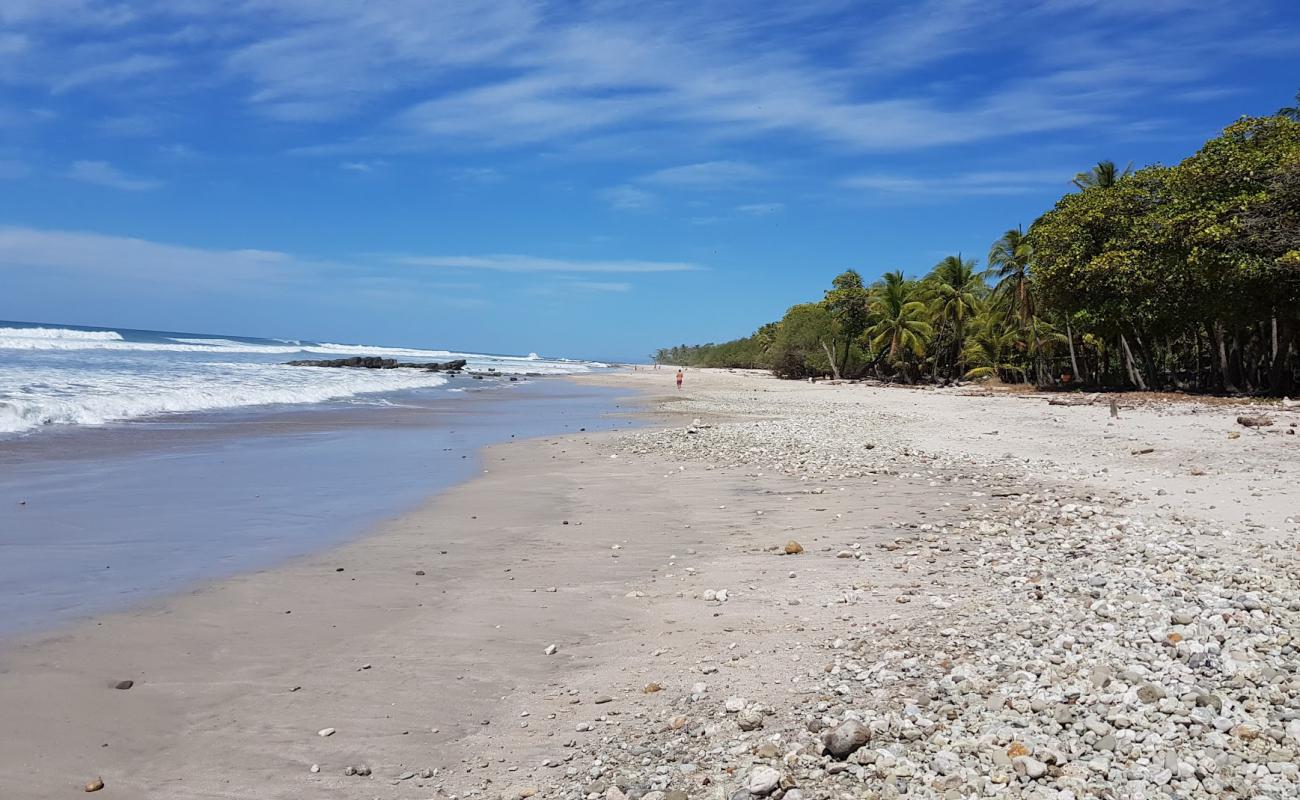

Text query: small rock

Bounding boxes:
[318,727,336,737]
[823,719,870,759]
[113,680,134,690]
[784,540,804,555]
[747,766,781,796]
[544,644,558,655]
[84,778,104,793]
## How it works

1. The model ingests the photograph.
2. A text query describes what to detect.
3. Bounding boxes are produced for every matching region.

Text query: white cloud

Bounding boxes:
[1,0,1291,157]
[567,280,631,292]
[599,184,655,210]
[52,54,174,94]
[398,254,698,274]
[0,226,298,289]
[449,166,504,184]
[67,160,162,191]
[340,160,386,173]
[843,169,1074,196]
[639,160,766,189]
[736,202,784,215]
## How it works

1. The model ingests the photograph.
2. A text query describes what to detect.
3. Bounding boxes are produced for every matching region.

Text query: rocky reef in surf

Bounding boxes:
[285,356,468,371]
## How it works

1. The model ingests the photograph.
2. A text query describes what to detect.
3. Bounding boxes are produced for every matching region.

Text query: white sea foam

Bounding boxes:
[0,327,607,374]
[0,362,452,434]
[0,324,607,434]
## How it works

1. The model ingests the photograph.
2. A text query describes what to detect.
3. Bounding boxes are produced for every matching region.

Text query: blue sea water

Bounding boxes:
[0,320,606,435]
[0,321,628,638]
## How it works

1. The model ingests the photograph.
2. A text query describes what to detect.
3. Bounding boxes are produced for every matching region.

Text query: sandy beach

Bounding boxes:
[3,369,1299,799]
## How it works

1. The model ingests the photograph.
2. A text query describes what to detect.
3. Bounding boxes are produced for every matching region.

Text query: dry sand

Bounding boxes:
[1,369,1297,799]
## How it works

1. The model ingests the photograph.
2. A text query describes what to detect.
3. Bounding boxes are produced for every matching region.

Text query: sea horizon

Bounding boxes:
[0,319,611,436]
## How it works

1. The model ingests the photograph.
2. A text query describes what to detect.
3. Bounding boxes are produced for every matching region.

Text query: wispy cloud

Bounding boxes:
[449,166,505,184]
[3,1,1292,159]
[52,54,174,94]
[67,160,162,191]
[398,254,699,274]
[0,225,300,289]
[639,160,766,189]
[340,160,386,173]
[843,169,1074,196]
[599,184,655,210]
[567,280,631,292]
[737,202,784,215]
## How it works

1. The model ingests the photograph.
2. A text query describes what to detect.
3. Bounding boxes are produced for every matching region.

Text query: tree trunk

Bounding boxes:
[1131,328,1160,390]
[1268,319,1296,396]
[1213,321,1238,393]
[839,335,852,378]
[1065,318,1081,385]
[1120,333,1147,390]
[820,340,842,381]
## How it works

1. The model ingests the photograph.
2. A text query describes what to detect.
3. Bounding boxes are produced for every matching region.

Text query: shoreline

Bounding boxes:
[0,376,635,639]
[2,368,1298,799]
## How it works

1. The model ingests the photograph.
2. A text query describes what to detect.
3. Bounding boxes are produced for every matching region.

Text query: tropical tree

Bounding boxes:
[988,226,1034,322]
[822,269,872,378]
[1278,87,1300,121]
[962,304,1025,382]
[768,303,839,379]
[925,254,985,380]
[866,271,931,382]
[1071,160,1133,190]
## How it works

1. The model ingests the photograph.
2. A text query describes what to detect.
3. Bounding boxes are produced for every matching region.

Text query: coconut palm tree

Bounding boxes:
[987,226,1034,323]
[962,305,1026,383]
[926,254,985,380]
[1071,160,1133,190]
[1278,88,1300,121]
[866,271,932,381]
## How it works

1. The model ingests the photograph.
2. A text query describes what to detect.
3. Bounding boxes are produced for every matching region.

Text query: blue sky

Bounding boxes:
[0,1,1296,362]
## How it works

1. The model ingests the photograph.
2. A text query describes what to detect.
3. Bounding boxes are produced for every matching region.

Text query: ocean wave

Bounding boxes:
[0,326,125,343]
[0,327,603,372]
[0,363,452,434]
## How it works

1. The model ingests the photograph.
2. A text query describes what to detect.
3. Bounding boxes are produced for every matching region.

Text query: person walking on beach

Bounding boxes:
[676,369,684,389]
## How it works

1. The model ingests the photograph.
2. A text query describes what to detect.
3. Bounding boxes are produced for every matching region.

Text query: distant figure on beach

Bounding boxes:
[676,370,684,389]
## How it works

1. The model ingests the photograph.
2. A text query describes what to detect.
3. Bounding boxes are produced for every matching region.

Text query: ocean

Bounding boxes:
[0,320,606,435]
[0,321,629,637]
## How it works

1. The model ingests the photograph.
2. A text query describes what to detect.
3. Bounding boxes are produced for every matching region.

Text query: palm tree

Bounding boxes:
[987,226,1034,323]
[866,271,932,381]
[962,304,1026,383]
[1279,88,1300,121]
[1071,160,1133,190]
[926,254,985,380]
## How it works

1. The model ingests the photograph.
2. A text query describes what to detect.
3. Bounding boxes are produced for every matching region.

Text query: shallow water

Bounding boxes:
[0,378,636,638]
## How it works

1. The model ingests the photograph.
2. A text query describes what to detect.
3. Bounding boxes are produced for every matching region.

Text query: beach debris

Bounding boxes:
[1237,415,1274,427]
[317,727,335,737]
[543,643,558,655]
[643,682,662,693]
[783,540,804,554]
[113,680,134,690]
[310,764,319,773]
[84,777,104,792]
[1130,447,1155,455]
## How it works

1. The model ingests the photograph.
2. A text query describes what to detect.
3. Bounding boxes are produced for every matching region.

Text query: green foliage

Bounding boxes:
[659,94,1300,394]
[1071,160,1134,190]
[769,303,839,378]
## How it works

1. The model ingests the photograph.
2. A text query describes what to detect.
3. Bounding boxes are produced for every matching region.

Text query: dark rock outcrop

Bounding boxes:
[285,357,468,372]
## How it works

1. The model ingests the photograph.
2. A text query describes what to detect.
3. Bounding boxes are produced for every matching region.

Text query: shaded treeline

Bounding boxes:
[656,109,1300,396]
